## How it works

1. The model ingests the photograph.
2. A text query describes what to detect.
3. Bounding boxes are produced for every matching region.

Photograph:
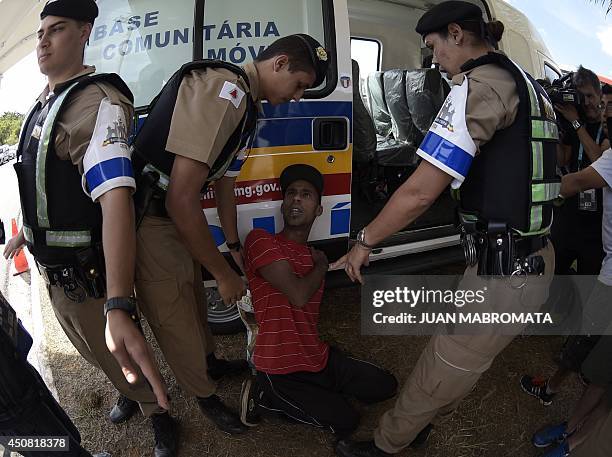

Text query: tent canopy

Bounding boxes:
[0,0,44,76]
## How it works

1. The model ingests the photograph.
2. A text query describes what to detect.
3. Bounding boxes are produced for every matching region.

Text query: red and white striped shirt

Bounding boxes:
[245,229,329,374]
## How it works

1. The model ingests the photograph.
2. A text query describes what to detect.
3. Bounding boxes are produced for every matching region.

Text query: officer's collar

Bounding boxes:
[243,62,260,102]
[38,65,96,103]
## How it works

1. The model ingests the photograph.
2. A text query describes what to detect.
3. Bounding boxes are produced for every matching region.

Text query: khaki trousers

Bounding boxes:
[48,285,161,417]
[572,407,612,457]
[375,243,555,454]
[135,215,216,398]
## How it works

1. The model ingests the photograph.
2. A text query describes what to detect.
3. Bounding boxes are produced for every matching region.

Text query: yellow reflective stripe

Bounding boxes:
[532,182,561,203]
[36,81,80,228]
[458,212,478,223]
[532,142,544,180]
[532,120,559,140]
[45,230,91,247]
[143,163,170,191]
[529,205,543,233]
[451,188,461,201]
[23,225,34,244]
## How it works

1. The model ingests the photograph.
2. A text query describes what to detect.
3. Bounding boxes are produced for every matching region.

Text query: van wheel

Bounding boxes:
[206,287,245,335]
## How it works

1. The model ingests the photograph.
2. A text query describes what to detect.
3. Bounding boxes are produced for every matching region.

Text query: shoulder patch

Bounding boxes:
[219,81,246,109]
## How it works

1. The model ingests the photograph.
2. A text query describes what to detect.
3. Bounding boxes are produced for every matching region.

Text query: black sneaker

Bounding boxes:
[151,412,179,457]
[197,394,248,434]
[520,375,555,406]
[240,377,262,427]
[109,395,138,424]
[206,353,249,381]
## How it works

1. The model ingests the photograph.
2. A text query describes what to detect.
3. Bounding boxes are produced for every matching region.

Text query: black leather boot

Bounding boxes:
[151,412,179,457]
[109,395,138,424]
[206,353,249,381]
[197,394,248,434]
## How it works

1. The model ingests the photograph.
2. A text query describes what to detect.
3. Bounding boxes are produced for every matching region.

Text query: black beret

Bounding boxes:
[293,34,330,87]
[280,164,324,199]
[415,1,483,38]
[41,0,99,24]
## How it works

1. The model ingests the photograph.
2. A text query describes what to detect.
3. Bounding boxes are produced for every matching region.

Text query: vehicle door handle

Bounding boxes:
[313,117,348,151]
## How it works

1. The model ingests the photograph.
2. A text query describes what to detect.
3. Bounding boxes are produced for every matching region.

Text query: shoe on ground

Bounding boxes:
[409,424,433,449]
[520,375,555,406]
[240,377,262,427]
[197,394,248,434]
[541,441,570,457]
[206,353,249,381]
[151,412,179,457]
[109,395,138,424]
[532,422,568,448]
[335,440,392,457]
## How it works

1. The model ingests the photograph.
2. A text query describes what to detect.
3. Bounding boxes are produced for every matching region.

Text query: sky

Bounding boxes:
[0,0,610,116]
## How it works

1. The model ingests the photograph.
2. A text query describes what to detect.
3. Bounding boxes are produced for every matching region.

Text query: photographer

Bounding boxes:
[552,66,609,276]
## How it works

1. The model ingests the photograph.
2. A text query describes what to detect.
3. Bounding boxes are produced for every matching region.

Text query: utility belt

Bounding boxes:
[36,245,106,302]
[460,219,547,277]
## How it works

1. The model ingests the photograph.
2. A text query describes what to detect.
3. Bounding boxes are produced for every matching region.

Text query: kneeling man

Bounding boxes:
[240,164,398,436]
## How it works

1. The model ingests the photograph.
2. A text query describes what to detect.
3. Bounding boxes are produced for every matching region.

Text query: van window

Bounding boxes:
[86,0,195,108]
[200,0,328,91]
[350,37,381,75]
[544,63,561,83]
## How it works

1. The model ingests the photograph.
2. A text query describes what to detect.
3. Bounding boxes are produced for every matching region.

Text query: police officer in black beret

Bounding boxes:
[334,1,559,456]
[4,0,175,455]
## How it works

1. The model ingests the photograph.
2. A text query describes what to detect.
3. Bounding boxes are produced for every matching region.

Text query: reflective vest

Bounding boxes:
[132,60,258,193]
[456,52,560,236]
[14,73,133,265]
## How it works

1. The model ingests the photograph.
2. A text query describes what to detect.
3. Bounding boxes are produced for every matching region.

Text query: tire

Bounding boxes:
[206,287,245,335]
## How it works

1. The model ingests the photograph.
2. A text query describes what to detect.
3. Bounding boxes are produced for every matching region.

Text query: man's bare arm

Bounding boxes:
[258,253,327,308]
[561,167,608,198]
[166,155,245,304]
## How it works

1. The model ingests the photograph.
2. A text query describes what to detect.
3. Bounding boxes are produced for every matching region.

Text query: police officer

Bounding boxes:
[104,34,330,451]
[332,2,558,456]
[2,1,171,456]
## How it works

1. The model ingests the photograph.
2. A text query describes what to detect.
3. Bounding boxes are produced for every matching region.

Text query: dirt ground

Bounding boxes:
[40,271,583,457]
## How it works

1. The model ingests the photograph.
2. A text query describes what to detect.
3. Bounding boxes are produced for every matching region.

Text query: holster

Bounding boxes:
[134,170,161,228]
[37,244,106,302]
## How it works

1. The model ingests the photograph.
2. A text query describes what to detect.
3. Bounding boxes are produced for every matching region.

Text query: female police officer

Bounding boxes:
[332,2,559,456]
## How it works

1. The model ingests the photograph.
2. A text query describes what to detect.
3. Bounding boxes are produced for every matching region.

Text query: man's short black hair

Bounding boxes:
[603,83,612,95]
[573,66,602,94]
[255,34,329,87]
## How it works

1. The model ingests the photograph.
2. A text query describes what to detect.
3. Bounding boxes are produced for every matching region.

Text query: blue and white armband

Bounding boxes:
[82,97,135,202]
[416,77,477,189]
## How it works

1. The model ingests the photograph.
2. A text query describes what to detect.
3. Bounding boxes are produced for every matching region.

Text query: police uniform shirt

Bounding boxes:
[166,63,261,173]
[451,58,519,149]
[33,66,136,200]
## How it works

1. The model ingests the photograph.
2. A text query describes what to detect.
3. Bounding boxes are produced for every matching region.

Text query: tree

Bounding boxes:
[0,112,24,145]
[590,0,612,14]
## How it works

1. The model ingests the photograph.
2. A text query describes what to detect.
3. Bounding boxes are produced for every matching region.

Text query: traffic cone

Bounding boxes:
[11,218,29,276]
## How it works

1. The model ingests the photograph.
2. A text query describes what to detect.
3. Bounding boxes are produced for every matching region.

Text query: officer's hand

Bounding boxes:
[229,247,246,275]
[217,269,247,305]
[554,103,579,123]
[330,245,370,284]
[3,232,25,259]
[105,309,169,410]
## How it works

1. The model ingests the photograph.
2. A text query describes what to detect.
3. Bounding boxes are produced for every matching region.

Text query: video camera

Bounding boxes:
[539,72,586,137]
[542,72,585,107]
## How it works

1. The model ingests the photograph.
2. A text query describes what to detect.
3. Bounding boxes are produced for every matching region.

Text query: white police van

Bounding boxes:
[0,0,561,333]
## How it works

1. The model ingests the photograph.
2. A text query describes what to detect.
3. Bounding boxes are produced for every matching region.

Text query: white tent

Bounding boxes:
[0,0,44,80]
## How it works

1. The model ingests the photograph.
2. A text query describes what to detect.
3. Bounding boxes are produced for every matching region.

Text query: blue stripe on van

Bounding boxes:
[134,101,352,149]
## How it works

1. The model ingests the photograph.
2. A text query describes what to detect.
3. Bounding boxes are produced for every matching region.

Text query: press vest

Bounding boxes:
[457,53,561,236]
[14,73,133,265]
[132,60,258,193]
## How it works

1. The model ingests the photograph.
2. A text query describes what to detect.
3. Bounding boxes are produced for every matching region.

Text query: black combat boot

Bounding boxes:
[150,412,179,457]
[206,353,249,381]
[109,395,138,424]
[197,394,248,434]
